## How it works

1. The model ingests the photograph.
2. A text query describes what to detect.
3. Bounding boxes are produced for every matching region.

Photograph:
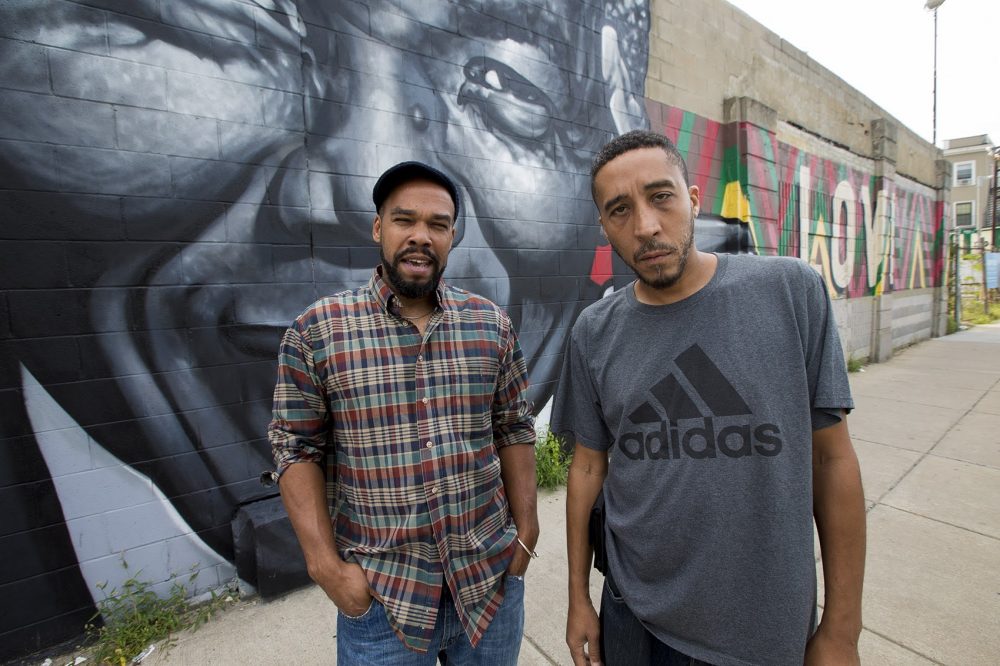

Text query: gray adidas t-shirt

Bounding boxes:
[552,253,854,666]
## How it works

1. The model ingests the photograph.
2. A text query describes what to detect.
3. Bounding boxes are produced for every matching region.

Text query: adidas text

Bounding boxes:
[616,417,783,461]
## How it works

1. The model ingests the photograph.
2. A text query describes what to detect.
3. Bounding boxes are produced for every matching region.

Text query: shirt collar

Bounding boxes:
[369,266,450,315]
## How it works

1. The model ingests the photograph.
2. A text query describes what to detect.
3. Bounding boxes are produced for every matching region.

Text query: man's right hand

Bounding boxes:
[567,597,602,666]
[310,562,372,617]
[278,464,374,616]
[311,558,373,617]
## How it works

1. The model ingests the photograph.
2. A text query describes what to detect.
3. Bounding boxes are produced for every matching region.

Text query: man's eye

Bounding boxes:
[459,56,553,140]
[653,192,671,203]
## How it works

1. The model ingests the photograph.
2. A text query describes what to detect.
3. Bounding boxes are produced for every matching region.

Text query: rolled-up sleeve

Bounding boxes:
[267,322,330,477]
[491,316,535,448]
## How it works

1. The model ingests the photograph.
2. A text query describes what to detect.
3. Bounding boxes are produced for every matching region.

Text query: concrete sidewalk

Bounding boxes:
[73,326,1000,665]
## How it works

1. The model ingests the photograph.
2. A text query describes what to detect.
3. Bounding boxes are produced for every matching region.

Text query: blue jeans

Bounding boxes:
[336,576,524,665]
[600,574,713,666]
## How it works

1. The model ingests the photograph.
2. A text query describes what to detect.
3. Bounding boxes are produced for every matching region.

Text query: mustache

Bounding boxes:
[633,240,679,263]
[393,247,439,264]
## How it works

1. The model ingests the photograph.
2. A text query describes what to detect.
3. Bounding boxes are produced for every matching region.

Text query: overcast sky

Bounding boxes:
[726,0,999,148]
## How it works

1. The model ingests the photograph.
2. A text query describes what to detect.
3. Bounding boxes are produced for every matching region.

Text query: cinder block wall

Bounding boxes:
[0,0,945,659]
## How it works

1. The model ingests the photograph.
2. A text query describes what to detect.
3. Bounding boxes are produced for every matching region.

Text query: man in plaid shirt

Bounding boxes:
[268,161,538,664]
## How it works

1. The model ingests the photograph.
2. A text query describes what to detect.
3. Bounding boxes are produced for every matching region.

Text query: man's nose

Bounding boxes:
[633,203,660,239]
[407,221,433,245]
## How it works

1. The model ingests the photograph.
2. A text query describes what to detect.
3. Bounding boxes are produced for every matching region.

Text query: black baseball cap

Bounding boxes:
[372,161,460,219]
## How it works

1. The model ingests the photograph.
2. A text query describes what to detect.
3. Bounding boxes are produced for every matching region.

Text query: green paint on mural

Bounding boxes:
[779,151,805,257]
[676,112,695,162]
[715,144,741,215]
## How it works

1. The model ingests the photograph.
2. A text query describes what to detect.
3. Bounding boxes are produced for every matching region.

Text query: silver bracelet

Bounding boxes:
[516,536,538,558]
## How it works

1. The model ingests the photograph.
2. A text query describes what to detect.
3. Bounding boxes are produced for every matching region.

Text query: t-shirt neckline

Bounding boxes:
[623,253,730,315]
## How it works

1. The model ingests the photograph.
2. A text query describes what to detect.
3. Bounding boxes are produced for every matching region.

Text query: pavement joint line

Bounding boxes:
[868,379,991,504]
[850,435,923,450]
[922,371,1000,460]
[851,393,967,413]
[918,450,1000,472]
[872,503,1000,543]
[861,626,946,665]
[522,633,560,665]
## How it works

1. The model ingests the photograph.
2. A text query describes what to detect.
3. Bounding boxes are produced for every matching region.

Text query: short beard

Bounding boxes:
[380,247,445,299]
[613,213,696,290]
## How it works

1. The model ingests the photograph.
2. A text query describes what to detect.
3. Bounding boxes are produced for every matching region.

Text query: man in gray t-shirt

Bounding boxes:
[553,130,865,666]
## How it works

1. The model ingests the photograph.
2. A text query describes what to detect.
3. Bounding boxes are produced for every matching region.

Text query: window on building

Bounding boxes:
[954,161,975,185]
[955,201,974,228]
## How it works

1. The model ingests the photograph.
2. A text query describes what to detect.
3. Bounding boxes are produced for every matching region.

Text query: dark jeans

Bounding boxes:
[599,572,713,666]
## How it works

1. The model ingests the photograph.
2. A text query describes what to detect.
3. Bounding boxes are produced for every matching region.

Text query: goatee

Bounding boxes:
[380,247,445,299]
[611,213,696,289]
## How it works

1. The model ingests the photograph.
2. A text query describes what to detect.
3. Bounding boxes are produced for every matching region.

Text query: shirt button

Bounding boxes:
[417,355,423,362]
[425,441,433,448]
[429,486,437,494]
[422,397,429,404]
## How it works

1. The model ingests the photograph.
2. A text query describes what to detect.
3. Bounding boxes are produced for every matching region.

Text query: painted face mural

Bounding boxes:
[1,0,941,656]
[0,0,679,655]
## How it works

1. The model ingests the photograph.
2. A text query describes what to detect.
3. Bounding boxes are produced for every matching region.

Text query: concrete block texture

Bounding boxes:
[0,90,116,149]
[723,96,777,131]
[0,38,50,93]
[51,49,168,108]
[651,0,938,185]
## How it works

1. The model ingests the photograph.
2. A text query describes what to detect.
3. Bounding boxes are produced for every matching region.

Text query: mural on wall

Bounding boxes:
[653,102,944,298]
[0,0,941,658]
[0,0,663,657]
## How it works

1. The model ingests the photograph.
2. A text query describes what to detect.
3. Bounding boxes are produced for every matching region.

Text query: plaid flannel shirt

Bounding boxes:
[268,269,535,652]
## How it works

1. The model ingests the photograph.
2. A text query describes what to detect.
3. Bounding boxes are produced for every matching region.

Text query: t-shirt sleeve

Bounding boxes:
[550,321,612,451]
[801,264,854,428]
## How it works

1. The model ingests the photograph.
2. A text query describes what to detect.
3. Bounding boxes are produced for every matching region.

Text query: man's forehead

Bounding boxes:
[383,180,455,213]
[602,148,683,182]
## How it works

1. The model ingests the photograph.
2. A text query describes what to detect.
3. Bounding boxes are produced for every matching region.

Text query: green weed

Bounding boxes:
[535,427,571,489]
[846,356,865,373]
[965,301,1000,325]
[84,559,235,665]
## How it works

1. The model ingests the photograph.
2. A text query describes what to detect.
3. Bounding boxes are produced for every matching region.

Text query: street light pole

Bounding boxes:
[925,0,947,145]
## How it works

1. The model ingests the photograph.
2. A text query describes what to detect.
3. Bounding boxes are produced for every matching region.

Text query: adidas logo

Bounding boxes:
[616,344,783,461]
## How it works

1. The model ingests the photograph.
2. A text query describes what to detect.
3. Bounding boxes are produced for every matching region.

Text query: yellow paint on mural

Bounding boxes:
[908,229,926,289]
[721,181,752,222]
[720,180,759,252]
[874,232,892,296]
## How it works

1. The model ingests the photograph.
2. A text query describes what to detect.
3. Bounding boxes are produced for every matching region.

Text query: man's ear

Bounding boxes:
[372,215,381,243]
[688,185,701,217]
[601,23,647,135]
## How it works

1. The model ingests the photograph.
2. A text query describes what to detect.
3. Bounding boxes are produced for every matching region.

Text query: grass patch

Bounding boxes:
[535,427,571,489]
[958,297,1000,326]
[85,560,235,665]
[846,356,865,373]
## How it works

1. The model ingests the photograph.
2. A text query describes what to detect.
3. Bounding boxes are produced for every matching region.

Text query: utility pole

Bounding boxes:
[993,147,999,249]
[981,238,989,313]
[954,232,962,327]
